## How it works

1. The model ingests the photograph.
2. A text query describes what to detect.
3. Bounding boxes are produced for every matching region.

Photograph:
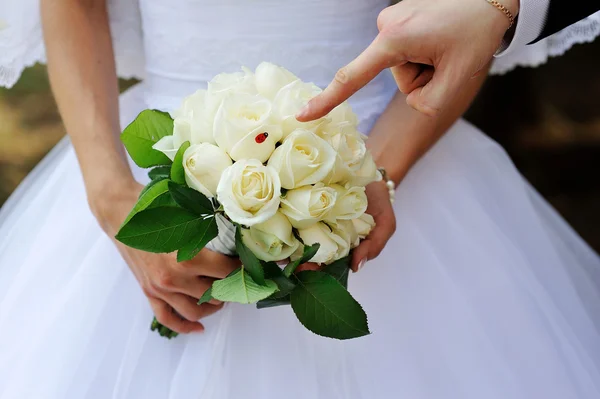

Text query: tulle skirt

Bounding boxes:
[1,84,599,399]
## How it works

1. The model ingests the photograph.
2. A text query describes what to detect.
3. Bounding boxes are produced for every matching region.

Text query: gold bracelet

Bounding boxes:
[486,0,515,29]
[377,167,396,204]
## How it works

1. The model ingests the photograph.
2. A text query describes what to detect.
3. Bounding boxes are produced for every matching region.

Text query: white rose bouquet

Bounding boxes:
[116,62,379,340]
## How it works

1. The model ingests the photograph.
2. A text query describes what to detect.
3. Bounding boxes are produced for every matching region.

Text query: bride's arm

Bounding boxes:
[351,65,490,271]
[40,0,238,335]
[368,65,491,185]
[41,0,131,224]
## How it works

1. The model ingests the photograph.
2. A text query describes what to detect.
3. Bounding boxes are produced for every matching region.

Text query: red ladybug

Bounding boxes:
[255,132,269,144]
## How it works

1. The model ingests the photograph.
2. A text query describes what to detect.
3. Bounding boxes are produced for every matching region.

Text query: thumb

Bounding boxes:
[406,59,472,117]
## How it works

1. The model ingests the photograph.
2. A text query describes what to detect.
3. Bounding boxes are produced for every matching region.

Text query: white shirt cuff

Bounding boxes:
[495,0,550,56]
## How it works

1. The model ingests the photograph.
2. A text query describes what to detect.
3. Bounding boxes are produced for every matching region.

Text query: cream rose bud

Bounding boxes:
[296,222,350,265]
[331,219,359,250]
[172,89,216,144]
[255,62,299,100]
[216,159,281,226]
[348,152,382,187]
[327,102,359,127]
[268,129,336,189]
[352,212,376,239]
[328,184,368,220]
[320,124,368,184]
[280,183,337,229]
[205,67,257,121]
[274,80,326,137]
[183,143,232,198]
[208,67,257,98]
[241,212,301,262]
[213,93,282,162]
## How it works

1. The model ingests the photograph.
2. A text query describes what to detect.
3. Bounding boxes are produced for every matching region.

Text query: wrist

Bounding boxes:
[87,175,141,235]
[503,0,519,16]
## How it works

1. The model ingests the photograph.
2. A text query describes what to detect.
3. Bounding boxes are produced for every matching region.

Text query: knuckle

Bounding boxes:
[334,67,351,85]
[154,308,170,325]
[142,285,156,298]
[376,8,391,31]
[156,270,175,289]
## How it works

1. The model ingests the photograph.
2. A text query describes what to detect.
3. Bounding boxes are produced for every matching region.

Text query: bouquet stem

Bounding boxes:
[151,317,179,339]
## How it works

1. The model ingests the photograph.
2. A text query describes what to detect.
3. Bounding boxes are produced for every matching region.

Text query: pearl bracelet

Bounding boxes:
[377,167,396,204]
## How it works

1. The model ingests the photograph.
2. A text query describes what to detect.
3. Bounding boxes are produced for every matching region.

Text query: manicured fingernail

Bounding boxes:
[296,103,310,120]
[357,257,367,271]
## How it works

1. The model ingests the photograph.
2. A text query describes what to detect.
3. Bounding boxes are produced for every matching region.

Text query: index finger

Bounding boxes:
[296,35,397,122]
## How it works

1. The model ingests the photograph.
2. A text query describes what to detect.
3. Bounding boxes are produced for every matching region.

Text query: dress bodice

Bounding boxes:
[138,0,397,131]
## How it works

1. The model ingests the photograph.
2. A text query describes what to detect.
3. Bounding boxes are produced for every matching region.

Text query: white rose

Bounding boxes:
[296,222,350,265]
[280,183,337,229]
[216,159,281,226]
[348,151,381,187]
[327,102,359,127]
[204,67,257,125]
[213,93,282,162]
[273,80,326,138]
[255,62,299,100]
[268,129,336,189]
[331,219,359,250]
[183,143,232,198]
[207,67,257,99]
[352,212,375,239]
[319,123,367,184]
[331,219,361,249]
[328,184,368,220]
[171,89,216,145]
[241,212,301,262]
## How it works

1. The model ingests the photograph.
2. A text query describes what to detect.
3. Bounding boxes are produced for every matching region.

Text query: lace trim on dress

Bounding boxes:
[0,0,145,89]
[491,11,600,75]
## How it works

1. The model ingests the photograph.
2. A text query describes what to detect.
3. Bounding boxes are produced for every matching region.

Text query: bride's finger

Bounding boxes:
[175,250,240,279]
[164,293,224,322]
[172,276,223,306]
[148,296,204,334]
[295,262,320,272]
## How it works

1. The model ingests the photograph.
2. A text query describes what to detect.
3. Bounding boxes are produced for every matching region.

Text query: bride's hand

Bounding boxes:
[350,181,396,272]
[91,179,240,334]
[298,181,396,273]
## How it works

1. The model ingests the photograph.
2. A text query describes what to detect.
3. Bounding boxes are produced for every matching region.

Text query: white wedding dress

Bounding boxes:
[1,1,600,398]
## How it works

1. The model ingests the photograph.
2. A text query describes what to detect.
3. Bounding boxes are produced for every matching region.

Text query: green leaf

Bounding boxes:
[263,261,296,297]
[235,226,265,285]
[176,215,218,262]
[123,179,171,225]
[121,110,173,168]
[168,181,213,215]
[170,141,190,185]
[197,287,213,305]
[322,255,351,288]
[283,243,321,277]
[147,192,177,209]
[139,177,167,198]
[148,165,172,181]
[211,268,278,304]
[116,207,210,253]
[291,271,369,340]
[257,296,291,309]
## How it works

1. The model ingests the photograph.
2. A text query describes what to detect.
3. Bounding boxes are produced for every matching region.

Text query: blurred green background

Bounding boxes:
[1,40,599,249]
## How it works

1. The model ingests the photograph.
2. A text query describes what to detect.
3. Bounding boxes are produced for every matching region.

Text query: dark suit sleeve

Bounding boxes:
[532,1,600,43]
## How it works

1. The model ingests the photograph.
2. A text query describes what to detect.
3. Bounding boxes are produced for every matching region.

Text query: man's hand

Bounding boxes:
[296,0,518,120]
